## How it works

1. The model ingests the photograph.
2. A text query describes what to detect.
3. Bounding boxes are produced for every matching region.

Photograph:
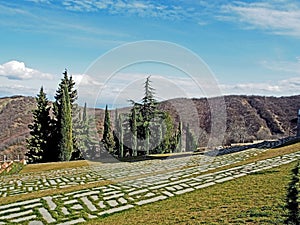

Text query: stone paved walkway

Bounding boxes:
[0,149,299,225]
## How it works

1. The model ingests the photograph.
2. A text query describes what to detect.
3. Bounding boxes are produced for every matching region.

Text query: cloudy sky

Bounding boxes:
[1,0,300,108]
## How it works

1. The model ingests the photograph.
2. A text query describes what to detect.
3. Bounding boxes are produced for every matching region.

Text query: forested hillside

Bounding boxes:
[1,94,300,159]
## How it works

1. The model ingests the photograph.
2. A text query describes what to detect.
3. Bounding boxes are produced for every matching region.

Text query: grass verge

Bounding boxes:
[20,160,90,174]
[85,161,294,225]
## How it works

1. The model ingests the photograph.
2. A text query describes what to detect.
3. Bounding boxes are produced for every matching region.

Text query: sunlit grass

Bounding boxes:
[20,160,90,174]
[86,162,294,225]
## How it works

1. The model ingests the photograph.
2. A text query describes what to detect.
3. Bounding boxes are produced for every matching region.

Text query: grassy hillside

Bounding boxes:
[86,162,293,225]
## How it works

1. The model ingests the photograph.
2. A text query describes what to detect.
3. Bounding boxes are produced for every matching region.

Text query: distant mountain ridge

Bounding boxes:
[1,94,300,159]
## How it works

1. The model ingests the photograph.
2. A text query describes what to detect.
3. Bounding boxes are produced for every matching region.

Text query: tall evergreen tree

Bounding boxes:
[118,114,124,158]
[185,123,197,151]
[176,121,183,153]
[102,105,114,152]
[73,102,97,160]
[58,85,73,161]
[52,69,77,161]
[130,106,138,156]
[26,87,52,163]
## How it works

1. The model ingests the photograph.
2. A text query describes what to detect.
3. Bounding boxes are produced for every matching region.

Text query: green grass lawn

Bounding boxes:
[85,162,294,225]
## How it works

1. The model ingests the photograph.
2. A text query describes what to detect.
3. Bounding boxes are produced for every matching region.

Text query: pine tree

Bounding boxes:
[102,105,114,152]
[26,87,51,163]
[58,85,73,161]
[127,76,178,156]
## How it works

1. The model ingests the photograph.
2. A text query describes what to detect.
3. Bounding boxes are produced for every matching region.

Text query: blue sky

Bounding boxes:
[1,0,300,107]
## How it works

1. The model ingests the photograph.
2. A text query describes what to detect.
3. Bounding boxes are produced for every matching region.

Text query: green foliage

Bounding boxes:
[185,123,197,151]
[118,114,124,158]
[72,103,98,160]
[27,70,78,163]
[176,121,183,152]
[102,105,115,153]
[58,84,73,161]
[285,161,300,224]
[131,107,138,157]
[112,76,180,157]
[26,87,52,163]
[52,70,77,161]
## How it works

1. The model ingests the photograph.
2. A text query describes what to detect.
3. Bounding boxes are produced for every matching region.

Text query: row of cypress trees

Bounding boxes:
[26,70,84,163]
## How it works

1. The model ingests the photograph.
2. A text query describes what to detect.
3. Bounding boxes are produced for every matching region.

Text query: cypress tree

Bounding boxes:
[26,87,51,163]
[52,69,77,161]
[72,102,97,160]
[176,121,183,153]
[103,105,114,152]
[118,114,124,158]
[131,106,138,156]
[185,123,196,151]
[58,85,73,161]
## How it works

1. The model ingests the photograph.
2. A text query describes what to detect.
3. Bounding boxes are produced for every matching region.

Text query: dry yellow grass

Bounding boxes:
[20,160,90,173]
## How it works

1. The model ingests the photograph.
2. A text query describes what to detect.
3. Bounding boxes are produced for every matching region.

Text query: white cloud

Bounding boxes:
[221,1,300,37]
[61,0,200,21]
[221,76,300,96]
[0,61,53,80]
[261,58,300,74]
[0,83,38,96]
[73,74,103,87]
[27,0,51,4]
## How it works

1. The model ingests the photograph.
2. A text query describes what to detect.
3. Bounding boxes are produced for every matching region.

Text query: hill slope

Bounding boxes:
[1,95,300,159]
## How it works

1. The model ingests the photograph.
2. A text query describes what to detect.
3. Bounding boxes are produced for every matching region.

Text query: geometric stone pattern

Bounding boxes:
[0,149,299,224]
[0,148,265,198]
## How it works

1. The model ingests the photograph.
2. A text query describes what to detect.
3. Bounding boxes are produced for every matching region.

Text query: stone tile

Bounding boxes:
[194,182,216,189]
[98,205,134,216]
[107,200,119,207]
[98,201,106,209]
[64,200,78,205]
[81,197,97,212]
[28,220,44,225]
[73,190,99,198]
[136,195,167,206]
[71,204,83,210]
[0,207,20,215]
[43,196,57,210]
[162,191,174,197]
[61,207,70,215]
[128,189,148,196]
[103,193,124,200]
[38,208,55,223]
[0,209,33,220]
[56,218,86,225]
[174,188,194,195]
[11,215,37,223]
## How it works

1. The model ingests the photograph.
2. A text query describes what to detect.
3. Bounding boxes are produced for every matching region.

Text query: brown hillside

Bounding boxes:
[1,95,300,159]
[0,96,35,160]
